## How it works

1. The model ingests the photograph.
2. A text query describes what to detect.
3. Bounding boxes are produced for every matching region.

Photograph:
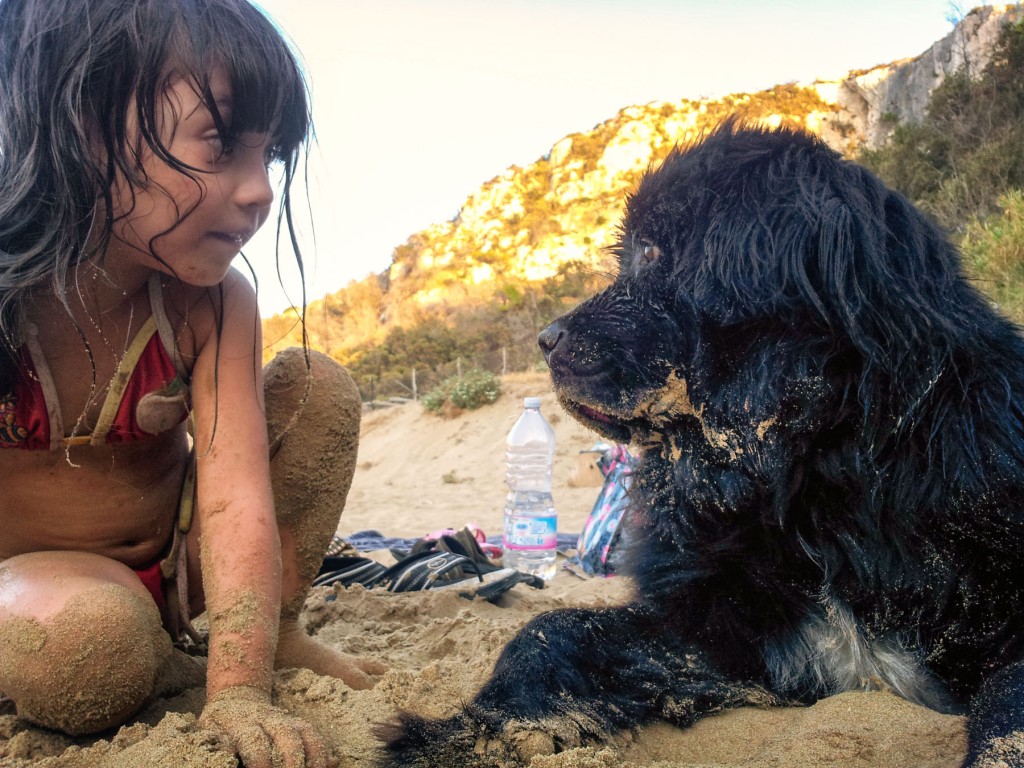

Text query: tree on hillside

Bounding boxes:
[859,18,1024,229]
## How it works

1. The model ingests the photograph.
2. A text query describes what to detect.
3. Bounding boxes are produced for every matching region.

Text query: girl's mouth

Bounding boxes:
[210,231,248,246]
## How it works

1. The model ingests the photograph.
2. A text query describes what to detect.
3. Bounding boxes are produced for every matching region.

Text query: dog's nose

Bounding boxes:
[538,321,566,361]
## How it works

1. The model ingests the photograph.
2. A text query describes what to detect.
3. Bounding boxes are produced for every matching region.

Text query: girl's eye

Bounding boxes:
[637,240,662,267]
[204,133,233,162]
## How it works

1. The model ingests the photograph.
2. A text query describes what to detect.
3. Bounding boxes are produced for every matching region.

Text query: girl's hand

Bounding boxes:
[200,686,331,768]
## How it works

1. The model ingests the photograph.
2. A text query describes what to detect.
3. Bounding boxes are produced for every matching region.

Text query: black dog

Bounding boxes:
[381,122,1024,767]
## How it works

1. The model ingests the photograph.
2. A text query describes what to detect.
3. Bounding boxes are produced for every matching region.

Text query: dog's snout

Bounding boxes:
[538,321,567,361]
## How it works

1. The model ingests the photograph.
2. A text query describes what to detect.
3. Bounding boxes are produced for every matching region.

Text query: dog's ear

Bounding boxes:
[692,132,973,368]
[811,164,974,364]
[686,128,849,328]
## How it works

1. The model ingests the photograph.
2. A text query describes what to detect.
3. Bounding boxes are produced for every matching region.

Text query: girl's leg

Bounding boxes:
[261,347,384,688]
[0,551,173,734]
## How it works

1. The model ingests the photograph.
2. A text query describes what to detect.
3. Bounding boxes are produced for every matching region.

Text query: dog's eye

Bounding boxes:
[637,241,662,267]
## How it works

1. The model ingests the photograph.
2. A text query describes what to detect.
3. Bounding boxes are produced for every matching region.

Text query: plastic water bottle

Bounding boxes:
[502,396,558,581]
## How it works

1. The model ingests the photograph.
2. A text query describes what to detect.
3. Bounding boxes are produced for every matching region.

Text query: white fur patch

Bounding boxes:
[763,596,956,713]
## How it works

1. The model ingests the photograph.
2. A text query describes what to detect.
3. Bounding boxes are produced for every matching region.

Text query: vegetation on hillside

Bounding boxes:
[860,16,1024,323]
[961,191,1024,322]
[421,368,502,415]
[334,260,610,400]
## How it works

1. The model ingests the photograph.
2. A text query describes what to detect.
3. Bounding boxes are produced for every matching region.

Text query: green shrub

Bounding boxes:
[420,385,450,413]
[422,369,502,414]
[961,190,1024,324]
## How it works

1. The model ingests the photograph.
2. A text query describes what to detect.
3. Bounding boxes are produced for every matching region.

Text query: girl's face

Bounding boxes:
[106,69,275,287]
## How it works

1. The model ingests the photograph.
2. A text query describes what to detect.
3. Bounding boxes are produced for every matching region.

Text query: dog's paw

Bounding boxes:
[375,710,510,768]
[375,708,598,767]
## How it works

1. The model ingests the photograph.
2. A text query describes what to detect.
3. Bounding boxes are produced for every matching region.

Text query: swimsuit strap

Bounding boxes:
[87,314,160,446]
[148,274,188,380]
[21,323,64,451]
[160,449,202,646]
[19,277,186,449]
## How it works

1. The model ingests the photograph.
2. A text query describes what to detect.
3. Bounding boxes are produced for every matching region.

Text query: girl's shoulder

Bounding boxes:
[160,268,259,368]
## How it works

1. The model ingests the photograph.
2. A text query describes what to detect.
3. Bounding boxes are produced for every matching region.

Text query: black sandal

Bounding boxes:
[313,555,388,588]
[377,549,521,600]
[315,549,522,601]
[393,531,546,589]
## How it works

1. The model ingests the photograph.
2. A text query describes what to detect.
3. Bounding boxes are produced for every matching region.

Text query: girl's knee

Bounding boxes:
[0,583,172,734]
[265,347,360,456]
[265,348,358,413]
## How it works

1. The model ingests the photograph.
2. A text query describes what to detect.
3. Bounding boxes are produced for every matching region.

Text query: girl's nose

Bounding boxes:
[236,159,274,211]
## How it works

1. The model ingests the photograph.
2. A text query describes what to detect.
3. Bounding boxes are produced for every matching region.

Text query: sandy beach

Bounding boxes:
[0,372,967,767]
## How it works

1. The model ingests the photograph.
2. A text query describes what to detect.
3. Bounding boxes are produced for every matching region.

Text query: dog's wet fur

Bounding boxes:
[379,122,1024,767]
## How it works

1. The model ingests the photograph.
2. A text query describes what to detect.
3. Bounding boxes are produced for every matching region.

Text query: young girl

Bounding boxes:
[0,0,381,764]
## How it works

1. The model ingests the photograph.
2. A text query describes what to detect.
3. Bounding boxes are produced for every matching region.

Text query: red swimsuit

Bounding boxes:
[0,275,191,450]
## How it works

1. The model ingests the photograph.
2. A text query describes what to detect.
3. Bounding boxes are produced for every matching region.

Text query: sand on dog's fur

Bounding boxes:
[0,373,968,767]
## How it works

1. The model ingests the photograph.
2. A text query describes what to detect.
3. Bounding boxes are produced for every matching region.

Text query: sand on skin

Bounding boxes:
[0,372,970,767]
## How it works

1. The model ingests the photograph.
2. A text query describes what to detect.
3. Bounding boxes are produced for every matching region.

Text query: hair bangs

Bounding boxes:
[173,0,310,164]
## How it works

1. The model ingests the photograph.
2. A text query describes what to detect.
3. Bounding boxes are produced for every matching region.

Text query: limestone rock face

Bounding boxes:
[818,4,1023,150]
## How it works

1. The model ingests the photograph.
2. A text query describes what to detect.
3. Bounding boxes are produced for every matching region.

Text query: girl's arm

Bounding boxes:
[192,269,278,695]
[189,270,326,767]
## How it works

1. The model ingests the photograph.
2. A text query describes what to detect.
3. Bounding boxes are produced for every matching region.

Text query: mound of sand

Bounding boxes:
[0,373,967,767]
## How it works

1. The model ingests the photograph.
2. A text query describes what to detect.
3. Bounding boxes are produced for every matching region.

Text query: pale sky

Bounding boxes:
[246,0,962,316]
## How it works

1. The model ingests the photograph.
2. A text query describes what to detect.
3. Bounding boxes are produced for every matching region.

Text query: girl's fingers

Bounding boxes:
[263,717,308,768]
[293,718,330,768]
[258,711,329,768]
[200,687,330,768]
[231,723,274,768]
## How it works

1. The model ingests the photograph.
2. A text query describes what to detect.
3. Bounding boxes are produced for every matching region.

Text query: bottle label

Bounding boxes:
[503,514,557,550]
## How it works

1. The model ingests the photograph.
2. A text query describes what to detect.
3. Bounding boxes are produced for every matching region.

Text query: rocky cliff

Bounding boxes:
[821,4,1022,148]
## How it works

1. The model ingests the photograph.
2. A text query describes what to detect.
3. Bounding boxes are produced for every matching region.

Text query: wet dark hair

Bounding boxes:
[0,0,311,393]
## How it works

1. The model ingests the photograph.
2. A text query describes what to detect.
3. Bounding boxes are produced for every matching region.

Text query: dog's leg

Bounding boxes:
[965,661,1024,766]
[376,604,779,767]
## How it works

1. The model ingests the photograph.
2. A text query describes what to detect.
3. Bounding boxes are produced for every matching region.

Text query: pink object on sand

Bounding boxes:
[422,524,504,559]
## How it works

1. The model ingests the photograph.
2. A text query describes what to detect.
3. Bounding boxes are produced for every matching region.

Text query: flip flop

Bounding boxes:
[313,555,389,588]
[315,549,522,601]
[377,549,522,600]
[324,534,359,558]
[395,530,545,590]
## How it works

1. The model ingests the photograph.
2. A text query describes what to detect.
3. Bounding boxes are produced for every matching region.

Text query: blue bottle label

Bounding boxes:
[504,514,557,550]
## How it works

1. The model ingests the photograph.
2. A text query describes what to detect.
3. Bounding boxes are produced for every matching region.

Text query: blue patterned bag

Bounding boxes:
[575,445,636,576]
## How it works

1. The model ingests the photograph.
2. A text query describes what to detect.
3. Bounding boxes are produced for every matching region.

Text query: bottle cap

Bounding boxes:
[523,397,541,408]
